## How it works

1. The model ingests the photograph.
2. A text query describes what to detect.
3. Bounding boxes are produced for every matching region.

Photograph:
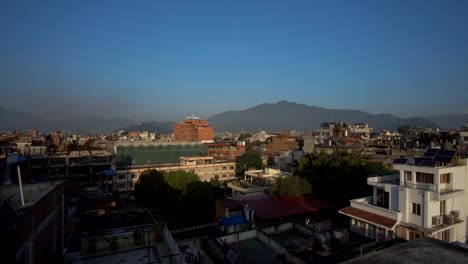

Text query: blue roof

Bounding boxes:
[221,215,246,227]
[101,169,116,176]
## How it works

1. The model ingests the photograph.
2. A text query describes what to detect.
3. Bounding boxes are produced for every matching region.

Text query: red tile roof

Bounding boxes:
[339,206,397,229]
[230,193,328,221]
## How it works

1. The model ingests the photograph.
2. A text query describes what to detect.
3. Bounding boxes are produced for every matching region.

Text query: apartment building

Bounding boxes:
[266,132,299,154]
[205,141,246,161]
[173,116,214,143]
[339,148,468,243]
[115,156,236,192]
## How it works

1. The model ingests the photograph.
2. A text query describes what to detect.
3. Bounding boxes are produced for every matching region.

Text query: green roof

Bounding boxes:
[116,144,208,166]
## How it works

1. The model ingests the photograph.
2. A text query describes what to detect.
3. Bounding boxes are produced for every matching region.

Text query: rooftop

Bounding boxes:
[339,206,397,229]
[230,193,328,221]
[342,237,468,264]
[230,238,284,264]
[0,181,62,211]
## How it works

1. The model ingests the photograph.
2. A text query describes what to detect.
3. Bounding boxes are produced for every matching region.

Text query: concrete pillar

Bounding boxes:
[25,241,34,264]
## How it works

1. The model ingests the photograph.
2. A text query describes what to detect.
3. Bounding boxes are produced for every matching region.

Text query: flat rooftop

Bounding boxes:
[343,237,468,264]
[271,229,311,251]
[230,238,285,264]
[71,248,156,264]
[0,181,62,211]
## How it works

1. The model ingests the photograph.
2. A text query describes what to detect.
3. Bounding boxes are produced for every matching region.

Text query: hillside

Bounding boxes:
[208,101,439,132]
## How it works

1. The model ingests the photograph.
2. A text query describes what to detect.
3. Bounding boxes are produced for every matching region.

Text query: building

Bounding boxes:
[460,122,468,147]
[52,131,62,146]
[227,168,291,197]
[114,142,208,167]
[0,181,65,264]
[174,116,214,143]
[205,141,246,161]
[28,150,114,182]
[266,132,299,154]
[115,156,236,192]
[339,148,468,243]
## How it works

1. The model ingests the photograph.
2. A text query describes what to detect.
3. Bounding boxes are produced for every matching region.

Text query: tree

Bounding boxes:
[238,133,252,141]
[134,170,174,208]
[180,182,215,225]
[163,170,199,192]
[270,176,312,198]
[236,152,263,175]
[297,150,390,209]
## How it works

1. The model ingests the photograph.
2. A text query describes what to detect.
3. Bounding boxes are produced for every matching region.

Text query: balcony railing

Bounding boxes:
[400,181,438,192]
[351,196,400,220]
[367,174,400,186]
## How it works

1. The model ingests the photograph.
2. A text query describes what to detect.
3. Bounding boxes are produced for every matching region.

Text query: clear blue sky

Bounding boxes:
[1,0,467,121]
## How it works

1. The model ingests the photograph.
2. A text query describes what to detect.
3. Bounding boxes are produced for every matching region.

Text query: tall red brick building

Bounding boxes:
[174,116,214,142]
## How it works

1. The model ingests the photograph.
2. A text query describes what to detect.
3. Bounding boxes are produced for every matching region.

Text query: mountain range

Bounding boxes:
[1,102,467,133]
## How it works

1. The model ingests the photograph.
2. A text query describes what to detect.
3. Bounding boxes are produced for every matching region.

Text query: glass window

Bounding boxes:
[409,230,420,240]
[376,189,389,209]
[131,173,137,179]
[412,203,421,215]
[117,183,126,189]
[206,167,212,173]
[440,173,450,184]
[214,167,220,172]
[222,166,227,171]
[222,174,228,178]
[118,174,126,180]
[405,171,412,181]
[229,166,234,170]
[198,168,205,173]
[440,200,446,215]
[416,172,434,184]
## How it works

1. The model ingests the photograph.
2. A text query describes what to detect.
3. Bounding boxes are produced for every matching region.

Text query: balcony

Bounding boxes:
[400,181,438,192]
[350,196,401,221]
[367,174,400,187]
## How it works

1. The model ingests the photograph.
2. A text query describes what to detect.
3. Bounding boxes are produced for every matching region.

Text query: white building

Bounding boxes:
[340,148,468,243]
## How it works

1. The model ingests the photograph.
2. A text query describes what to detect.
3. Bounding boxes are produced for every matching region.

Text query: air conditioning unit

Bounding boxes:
[451,210,460,220]
[432,215,443,226]
[444,214,455,225]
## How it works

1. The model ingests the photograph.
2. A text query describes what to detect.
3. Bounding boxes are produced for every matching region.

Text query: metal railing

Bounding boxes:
[401,181,438,192]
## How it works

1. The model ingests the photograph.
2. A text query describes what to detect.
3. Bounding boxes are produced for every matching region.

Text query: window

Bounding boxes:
[440,200,446,215]
[376,189,389,209]
[214,167,220,172]
[117,183,126,189]
[190,169,195,173]
[118,174,126,180]
[222,174,228,178]
[412,203,421,215]
[206,167,212,173]
[198,168,205,173]
[222,166,227,171]
[440,173,450,184]
[128,182,133,188]
[131,174,137,179]
[416,172,434,184]
[405,171,412,181]
[229,166,234,170]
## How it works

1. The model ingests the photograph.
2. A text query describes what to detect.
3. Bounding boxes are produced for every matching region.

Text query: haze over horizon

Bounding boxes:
[1,0,468,121]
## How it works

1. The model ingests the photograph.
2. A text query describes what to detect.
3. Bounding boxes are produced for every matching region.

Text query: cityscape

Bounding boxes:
[1,1,468,264]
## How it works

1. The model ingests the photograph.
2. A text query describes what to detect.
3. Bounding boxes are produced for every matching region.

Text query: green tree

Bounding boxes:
[236,152,263,175]
[270,176,312,198]
[297,150,390,209]
[180,182,215,225]
[238,133,252,141]
[134,170,174,208]
[163,170,199,192]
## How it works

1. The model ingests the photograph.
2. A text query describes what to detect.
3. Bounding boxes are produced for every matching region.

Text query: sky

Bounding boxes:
[1,0,467,121]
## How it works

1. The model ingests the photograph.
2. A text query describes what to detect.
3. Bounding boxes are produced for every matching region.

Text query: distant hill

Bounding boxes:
[208,101,440,132]
[427,114,468,130]
[0,106,136,132]
[117,121,174,134]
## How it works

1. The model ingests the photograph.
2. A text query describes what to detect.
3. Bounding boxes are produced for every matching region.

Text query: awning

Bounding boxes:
[339,206,397,229]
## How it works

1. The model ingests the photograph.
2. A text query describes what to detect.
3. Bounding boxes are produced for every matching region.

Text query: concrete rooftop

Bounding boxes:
[0,181,61,210]
[343,237,468,264]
